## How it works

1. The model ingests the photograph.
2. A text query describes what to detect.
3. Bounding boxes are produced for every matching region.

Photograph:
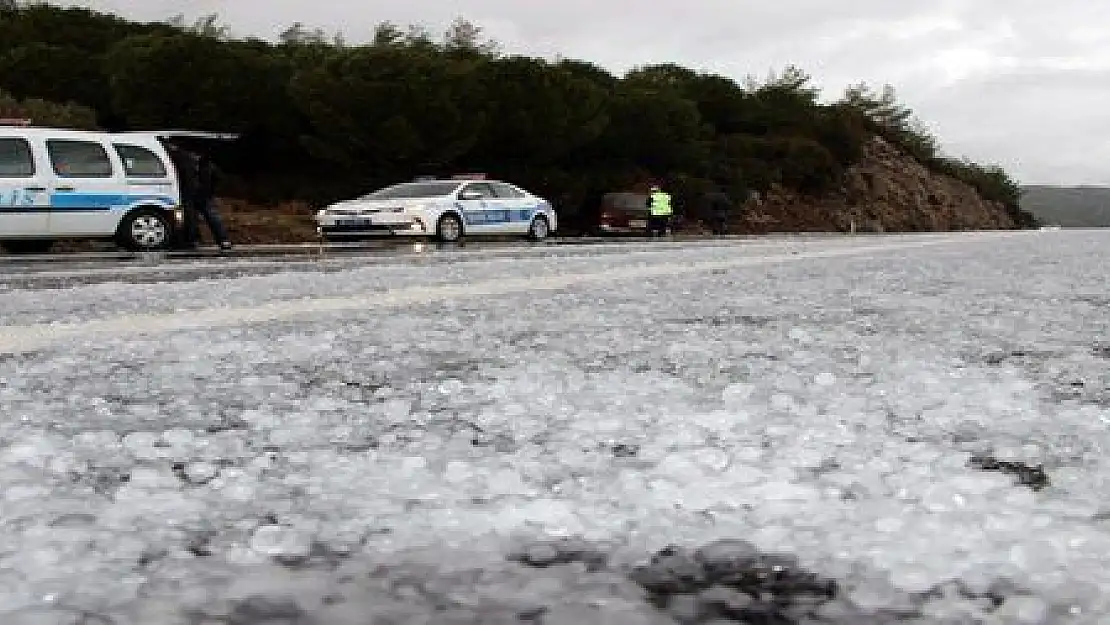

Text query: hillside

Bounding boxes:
[1020,186,1110,227]
[0,3,1036,237]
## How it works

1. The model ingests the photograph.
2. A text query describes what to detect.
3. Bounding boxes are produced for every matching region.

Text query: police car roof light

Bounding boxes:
[0,118,33,127]
[450,173,487,180]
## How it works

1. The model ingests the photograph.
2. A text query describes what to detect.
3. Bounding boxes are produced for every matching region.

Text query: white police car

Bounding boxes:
[315,175,557,243]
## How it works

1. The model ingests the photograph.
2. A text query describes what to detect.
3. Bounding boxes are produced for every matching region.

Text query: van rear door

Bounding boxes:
[0,136,49,236]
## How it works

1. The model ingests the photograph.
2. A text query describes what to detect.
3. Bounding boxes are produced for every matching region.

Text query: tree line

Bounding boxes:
[0,3,1035,229]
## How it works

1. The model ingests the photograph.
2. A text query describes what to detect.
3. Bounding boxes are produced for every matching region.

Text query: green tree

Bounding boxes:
[0,42,109,110]
[0,88,98,128]
[592,83,708,174]
[469,56,609,166]
[164,13,231,39]
[288,46,485,175]
[442,17,499,56]
[103,33,293,133]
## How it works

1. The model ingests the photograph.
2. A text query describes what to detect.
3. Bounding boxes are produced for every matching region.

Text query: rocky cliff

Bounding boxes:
[737,136,1019,233]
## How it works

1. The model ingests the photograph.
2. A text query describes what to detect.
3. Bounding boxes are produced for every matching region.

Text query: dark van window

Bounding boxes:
[46,139,114,178]
[0,138,35,177]
[113,143,168,177]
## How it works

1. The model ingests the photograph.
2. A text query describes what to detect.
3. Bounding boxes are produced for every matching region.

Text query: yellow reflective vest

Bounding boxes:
[649,191,673,216]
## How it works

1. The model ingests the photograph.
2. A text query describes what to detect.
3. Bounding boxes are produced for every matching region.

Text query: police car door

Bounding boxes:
[489,182,534,234]
[457,182,502,233]
[0,136,49,236]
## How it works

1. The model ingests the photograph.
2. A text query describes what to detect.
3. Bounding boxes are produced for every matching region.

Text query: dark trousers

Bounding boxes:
[182,197,230,246]
[711,214,728,235]
[648,214,671,237]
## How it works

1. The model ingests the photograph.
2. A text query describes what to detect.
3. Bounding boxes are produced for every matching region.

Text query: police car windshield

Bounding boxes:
[361,181,460,200]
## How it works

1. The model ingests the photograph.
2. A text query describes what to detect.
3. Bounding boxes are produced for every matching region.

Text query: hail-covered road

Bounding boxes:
[1,230,1107,624]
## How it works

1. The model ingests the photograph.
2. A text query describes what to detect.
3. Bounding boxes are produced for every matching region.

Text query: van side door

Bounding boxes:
[44,137,126,236]
[0,136,50,236]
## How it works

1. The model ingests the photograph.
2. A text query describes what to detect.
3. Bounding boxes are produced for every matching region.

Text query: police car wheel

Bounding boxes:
[528,216,550,241]
[436,213,464,243]
[118,208,172,251]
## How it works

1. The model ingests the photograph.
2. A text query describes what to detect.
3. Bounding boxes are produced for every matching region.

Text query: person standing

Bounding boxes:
[646,184,673,237]
[705,186,733,235]
[193,152,232,251]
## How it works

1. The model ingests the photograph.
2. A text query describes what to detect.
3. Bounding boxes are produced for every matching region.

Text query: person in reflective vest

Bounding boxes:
[646,184,673,237]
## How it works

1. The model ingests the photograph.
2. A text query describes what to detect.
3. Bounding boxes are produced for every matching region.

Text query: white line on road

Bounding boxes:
[0,232,1031,354]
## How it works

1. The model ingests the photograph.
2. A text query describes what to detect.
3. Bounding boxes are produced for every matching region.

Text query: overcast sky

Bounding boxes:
[62,0,1110,186]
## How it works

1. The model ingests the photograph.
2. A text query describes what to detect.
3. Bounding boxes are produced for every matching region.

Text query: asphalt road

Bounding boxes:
[0,234,854,290]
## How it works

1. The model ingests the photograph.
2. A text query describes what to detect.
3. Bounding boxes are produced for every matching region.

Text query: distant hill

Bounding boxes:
[1021,186,1110,227]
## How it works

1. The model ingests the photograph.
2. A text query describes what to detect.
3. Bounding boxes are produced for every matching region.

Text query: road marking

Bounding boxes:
[0,232,1031,353]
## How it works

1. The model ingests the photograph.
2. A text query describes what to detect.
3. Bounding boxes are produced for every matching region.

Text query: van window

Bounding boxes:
[46,139,114,178]
[113,143,167,177]
[0,138,35,177]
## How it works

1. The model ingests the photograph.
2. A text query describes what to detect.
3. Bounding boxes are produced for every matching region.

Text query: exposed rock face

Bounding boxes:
[740,136,1018,233]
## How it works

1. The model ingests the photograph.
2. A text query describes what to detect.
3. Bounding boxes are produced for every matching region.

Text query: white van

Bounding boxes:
[0,125,188,253]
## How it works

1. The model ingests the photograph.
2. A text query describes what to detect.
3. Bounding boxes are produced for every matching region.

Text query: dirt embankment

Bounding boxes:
[737,136,1018,233]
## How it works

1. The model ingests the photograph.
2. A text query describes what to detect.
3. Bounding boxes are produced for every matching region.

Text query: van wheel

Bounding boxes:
[1,240,54,254]
[528,216,550,241]
[118,208,172,251]
[435,213,464,243]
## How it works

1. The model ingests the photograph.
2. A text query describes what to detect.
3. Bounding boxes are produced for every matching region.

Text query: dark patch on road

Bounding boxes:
[968,454,1050,491]
[913,578,1029,611]
[669,314,776,328]
[508,537,610,571]
[606,442,641,458]
[626,541,851,623]
[69,465,131,497]
[979,349,1059,366]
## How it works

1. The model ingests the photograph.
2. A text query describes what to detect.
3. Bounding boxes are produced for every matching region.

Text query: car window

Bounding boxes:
[0,138,35,177]
[46,139,114,178]
[490,182,526,199]
[113,143,167,177]
[460,183,496,199]
[362,181,460,200]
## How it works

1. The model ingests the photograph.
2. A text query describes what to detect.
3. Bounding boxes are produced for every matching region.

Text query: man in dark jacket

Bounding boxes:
[192,152,232,250]
[705,188,733,235]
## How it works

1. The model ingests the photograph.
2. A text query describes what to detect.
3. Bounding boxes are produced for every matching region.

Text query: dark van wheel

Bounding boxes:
[436,213,464,243]
[118,208,172,251]
[0,240,54,254]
